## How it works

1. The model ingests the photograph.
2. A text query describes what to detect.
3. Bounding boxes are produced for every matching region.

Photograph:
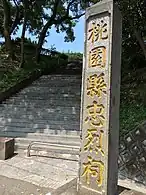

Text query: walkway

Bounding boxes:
[0,153,78,194]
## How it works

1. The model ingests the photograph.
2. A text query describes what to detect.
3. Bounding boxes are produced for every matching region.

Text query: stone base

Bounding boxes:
[50,178,145,195]
[0,137,14,160]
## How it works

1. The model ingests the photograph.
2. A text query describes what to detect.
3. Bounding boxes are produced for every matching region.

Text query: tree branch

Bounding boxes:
[54,0,84,25]
[50,0,60,22]
[71,12,85,19]
[66,0,76,16]
[10,0,20,34]
[128,17,146,59]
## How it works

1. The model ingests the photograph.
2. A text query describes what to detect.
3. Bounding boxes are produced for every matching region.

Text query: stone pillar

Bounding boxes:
[78,0,122,195]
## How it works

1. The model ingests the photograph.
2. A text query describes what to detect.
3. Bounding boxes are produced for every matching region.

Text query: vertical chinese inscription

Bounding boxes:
[88,20,108,43]
[79,1,122,195]
[80,15,109,193]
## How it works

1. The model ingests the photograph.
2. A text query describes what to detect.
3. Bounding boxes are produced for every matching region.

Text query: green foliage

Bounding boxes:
[120,67,146,134]
[117,0,146,73]
[120,102,146,135]
[65,51,83,61]
[0,68,39,92]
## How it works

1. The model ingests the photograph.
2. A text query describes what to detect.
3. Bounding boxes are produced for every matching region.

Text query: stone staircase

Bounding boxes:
[0,75,81,159]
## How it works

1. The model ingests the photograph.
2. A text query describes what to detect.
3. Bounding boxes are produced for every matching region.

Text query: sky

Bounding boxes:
[45,17,85,53]
[10,16,85,53]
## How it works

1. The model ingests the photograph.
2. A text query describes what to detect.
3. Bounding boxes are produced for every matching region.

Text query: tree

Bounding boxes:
[20,0,28,67]
[1,0,14,58]
[1,0,146,71]
[116,0,146,70]
[35,0,90,62]
[0,0,23,59]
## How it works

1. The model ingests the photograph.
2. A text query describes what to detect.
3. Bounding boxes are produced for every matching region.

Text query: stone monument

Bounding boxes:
[78,0,122,194]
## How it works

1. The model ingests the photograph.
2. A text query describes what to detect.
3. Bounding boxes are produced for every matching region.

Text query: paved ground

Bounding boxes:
[50,179,146,195]
[0,175,50,195]
[0,153,145,195]
[0,152,78,194]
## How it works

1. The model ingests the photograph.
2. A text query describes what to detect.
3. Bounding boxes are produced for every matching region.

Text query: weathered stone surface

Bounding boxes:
[0,175,50,195]
[50,179,142,195]
[120,190,145,195]
[0,154,78,190]
[79,0,122,194]
[0,137,14,160]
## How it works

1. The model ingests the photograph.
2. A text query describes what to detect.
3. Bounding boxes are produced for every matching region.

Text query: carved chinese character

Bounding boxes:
[82,156,104,186]
[88,20,108,43]
[85,101,105,127]
[87,73,107,98]
[84,129,104,156]
[89,46,106,68]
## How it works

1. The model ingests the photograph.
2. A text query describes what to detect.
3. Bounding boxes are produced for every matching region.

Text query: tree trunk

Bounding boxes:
[10,0,21,35]
[128,17,146,60]
[134,29,146,59]
[36,23,51,63]
[20,0,28,68]
[36,0,61,63]
[2,0,14,59]
[20,19,27,68]
[36,32,46,63]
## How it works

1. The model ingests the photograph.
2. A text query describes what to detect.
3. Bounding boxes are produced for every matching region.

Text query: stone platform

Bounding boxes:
[0,175,50,195]
[0,153,78,192]
[50,178,146,195]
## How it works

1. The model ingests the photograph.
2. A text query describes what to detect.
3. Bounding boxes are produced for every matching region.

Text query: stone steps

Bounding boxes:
[15,133,80,144]
[0,113,80,120]
[0,104,80,111]
[2,106,80,112]
[4,100,80,107]
[0,74,81,158]
[6,95,81,101]
[0,109,80,116]
[18,89,81,95]
[17,92,81,97]
[0,117,80,126]
[0,123,79,131]
[13,92,80,100]
[0,130,80,138]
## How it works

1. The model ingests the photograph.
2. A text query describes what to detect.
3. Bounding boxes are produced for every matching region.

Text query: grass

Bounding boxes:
[0,68,41,92]
[119,70,146,134]
[0,51,68,93]
[120,102,146,135]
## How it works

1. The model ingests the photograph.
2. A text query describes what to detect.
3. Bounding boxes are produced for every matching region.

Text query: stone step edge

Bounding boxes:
[118,178,146,194]
[17,148,79,162]
[15,142,80,151]
[49,178,144,195]
[0,130,81,137]
[15,144,79,157]
[0,127,80,132]
[14,133,80,139]
[15,137,80,146]
[15,139,80,148]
